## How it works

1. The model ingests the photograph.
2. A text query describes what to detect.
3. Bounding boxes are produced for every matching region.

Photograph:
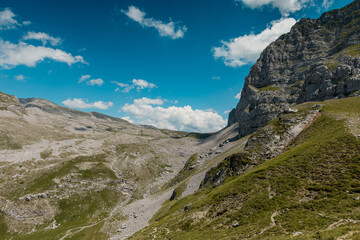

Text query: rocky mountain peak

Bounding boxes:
[229,0,360,137]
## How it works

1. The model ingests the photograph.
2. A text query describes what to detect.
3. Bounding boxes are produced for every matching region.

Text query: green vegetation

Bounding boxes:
[0,132,21,150]
[10,155,108,199]
[1,154,125,240]
[257,85,281,93]
[130,97,360,240]
[166,153,198,187]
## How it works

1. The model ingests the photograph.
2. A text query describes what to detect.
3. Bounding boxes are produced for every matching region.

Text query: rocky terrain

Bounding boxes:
[127,1,360,240]
[0,91,243,239]
[228,0,360,137]
[1,1,360,240]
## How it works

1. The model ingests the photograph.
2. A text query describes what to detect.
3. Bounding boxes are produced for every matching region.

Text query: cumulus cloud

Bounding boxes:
[23,31,62,46]
[224,110,231,114]
[121,98,227,132]
[14,74,26,81]
[213,17,296,67]
[112,79,157,93]
[62,98,113,110]
[78,75,104,86]
[0,8,30,30]
[132,79,156,90]
[78,74,91,83]
[0,38,85,69]
[134,97,163,105]
[236,0,310,15]
[122,6,187,39]
[87,78,104,86]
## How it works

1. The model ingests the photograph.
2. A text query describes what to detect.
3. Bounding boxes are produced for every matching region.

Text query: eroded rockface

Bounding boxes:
[229,0,360,137]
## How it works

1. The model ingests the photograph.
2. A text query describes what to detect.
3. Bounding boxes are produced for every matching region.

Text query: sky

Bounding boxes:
[0,0,354,132]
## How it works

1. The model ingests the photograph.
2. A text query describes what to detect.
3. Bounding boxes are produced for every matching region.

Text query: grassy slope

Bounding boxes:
[0,155,124,240]
[130,97,360,240]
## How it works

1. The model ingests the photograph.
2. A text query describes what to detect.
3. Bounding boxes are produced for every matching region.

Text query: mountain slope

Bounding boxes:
[0,91,244,239]
[229,0,360,137]
[129,96,360,240]
[128,1,360,239]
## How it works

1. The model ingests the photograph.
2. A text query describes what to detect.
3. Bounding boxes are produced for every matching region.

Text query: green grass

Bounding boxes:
[0,153,126,240]
[9,155,108,199]
[0,132,22,150]
[257,85,281,93]
[130,97,360,240]
[166,153,198,187]
[8,189,121,240]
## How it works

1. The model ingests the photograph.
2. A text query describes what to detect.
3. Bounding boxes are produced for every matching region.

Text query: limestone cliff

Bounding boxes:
[229,0,360,136]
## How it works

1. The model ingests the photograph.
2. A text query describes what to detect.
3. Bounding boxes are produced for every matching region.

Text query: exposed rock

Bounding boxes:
[202,106,321,188]
[232,221,240,228]
[228,0,360,137]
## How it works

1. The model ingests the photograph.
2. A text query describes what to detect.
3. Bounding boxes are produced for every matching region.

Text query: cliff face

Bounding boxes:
[229,0,360,136]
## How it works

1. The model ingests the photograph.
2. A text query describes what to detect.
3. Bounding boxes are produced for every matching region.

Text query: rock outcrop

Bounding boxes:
[229,0,360,137]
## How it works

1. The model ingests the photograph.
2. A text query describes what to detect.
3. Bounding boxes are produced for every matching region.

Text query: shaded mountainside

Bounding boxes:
[229,0,360,137]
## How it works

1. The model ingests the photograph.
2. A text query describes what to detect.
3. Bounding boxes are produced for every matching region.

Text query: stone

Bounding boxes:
[293,232,303,236]
[228,0,360,137]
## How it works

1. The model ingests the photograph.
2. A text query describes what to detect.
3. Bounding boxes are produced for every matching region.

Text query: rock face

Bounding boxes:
[229,0,360,137]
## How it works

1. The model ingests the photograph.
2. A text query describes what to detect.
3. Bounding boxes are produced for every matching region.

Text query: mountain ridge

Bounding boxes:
[228,0,360,137]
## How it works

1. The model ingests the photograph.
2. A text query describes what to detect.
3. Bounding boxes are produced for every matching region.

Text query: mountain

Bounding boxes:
[0,91,241,239]
[1,1,360,240]
[125,1,360,240]
[228,0,360,137]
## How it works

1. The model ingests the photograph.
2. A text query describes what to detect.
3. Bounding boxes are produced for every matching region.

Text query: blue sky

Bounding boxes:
[0,0,353,132]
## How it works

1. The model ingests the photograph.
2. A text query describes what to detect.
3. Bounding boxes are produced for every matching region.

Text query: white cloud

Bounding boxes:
[224,110,231,114]
[322,0,334,9]
[62,98,113,110]
[134,97,163,105]
[235,91,242,99]
[23,31,62,46]
[113,82,129,88]
[78,74,91,83]
[78,75,104,86]
[0,38,85,69]
[212,76,221,80]
[132,79,156,90]
[122,6,187,39]
[122,98,227,132]
[0,8,30,30]
[87,78,104,86]
[112,79,157,93]
[14,74,26,81]
[237,0,310,15]
[213,17,296,67]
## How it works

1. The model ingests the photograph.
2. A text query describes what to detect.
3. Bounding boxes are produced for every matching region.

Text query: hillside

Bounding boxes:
[1,1,360,240]
[127,1,360,239]
[0,91,242,239]
[129,96,360,240]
